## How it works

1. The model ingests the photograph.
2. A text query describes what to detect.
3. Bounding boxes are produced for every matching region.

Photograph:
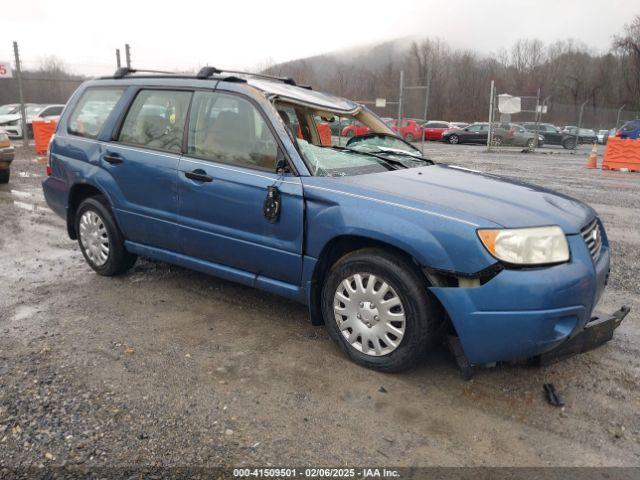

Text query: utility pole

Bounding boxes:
[12,41,28,148]
[116,49,121,69]
[125,44,131,69]
[420,67,430,155]
[397,70,404,127]
[486,80,495,152]
[574,100,588,153]
[616,104,625,129]
[532,88,541,150]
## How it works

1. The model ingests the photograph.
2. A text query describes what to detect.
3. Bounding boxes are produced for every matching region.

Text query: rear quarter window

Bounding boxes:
[67,88,125,139]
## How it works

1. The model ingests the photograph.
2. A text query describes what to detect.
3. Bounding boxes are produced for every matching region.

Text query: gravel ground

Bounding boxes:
[0,143,639,471]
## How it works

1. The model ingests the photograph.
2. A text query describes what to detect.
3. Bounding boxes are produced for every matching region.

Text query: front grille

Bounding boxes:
[581,218,602,262]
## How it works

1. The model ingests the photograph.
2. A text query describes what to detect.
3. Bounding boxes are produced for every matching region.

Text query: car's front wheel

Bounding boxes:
[76,196,137,276]
[447,134,459,145]
[321,249,440,372]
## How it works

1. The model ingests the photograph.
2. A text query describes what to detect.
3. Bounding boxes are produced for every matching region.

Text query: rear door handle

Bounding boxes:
[185,169,213,183]
[103,154,123,165]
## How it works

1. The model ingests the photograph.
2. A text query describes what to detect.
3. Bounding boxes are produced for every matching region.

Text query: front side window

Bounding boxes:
[467,124,482,132]
[119,89,191,153]
[68,88,125,139]
[187,91,278,171]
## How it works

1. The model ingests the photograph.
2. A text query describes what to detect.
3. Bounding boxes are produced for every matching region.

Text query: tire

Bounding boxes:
[447,134,459,145]
[526,139,535,149]
[405,133,415,142]
[493,137,503,147]
[0,169,9,184]
[346,130,355,138]
[75,196,137,276]
[562,138,576,149]
[321,248,441,372]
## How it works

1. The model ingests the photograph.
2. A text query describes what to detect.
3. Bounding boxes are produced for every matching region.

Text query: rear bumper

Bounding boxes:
[42,176,68,220]
[431,235,611,365]
[0,146,14,164]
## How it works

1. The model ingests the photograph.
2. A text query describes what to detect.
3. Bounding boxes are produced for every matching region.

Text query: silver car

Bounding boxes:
[493,123,544,148]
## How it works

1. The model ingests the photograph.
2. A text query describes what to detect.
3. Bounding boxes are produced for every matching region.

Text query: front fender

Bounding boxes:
[302,179,498,275]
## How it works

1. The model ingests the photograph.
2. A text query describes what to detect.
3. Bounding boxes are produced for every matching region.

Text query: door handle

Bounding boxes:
[103,154,123,165]
[185,169,213,183]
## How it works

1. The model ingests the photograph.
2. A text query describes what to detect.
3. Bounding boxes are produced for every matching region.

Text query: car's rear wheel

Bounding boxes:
[448,134,459,145]
[0,169,9,184]
[321,248,440,372]
[526,139,535,149]
[76,196,137,276]
[493,136,503,147]
[405,133,415,142]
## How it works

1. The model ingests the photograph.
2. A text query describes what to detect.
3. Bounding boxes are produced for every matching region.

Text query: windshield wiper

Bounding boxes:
[352,146,433,165]
[325,145,408,170]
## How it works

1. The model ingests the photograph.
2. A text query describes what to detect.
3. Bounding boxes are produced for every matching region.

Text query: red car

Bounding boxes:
[422,121,451,141]
[388,118,423,142]
[341,122,371,137]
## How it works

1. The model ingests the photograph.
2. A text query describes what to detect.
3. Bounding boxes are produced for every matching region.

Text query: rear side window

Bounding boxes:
[68,88,124,139]
[118,89,192,153]
[42,106,63,117]
[187,91,278,171]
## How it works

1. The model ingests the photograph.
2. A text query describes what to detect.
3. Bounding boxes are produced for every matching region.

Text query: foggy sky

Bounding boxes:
[0,0,636,76]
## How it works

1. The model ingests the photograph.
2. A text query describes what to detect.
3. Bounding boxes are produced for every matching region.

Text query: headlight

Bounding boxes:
[477,226,569,266]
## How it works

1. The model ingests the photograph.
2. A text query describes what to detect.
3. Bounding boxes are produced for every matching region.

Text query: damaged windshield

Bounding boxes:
[274,102,432,177]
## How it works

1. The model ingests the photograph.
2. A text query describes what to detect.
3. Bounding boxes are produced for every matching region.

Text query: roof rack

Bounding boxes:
[196,66,300,87]
[112,67,180,79]
[109,66,312,90]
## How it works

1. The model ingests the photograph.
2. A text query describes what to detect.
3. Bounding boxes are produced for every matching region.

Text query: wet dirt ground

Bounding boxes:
[0,144,638,468]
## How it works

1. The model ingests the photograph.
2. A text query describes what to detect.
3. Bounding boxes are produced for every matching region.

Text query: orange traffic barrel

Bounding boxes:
[32,118,58,155]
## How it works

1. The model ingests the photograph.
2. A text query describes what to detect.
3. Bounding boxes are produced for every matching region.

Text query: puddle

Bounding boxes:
[13,200,49,213]
[12,305,39,322]
[10,189,33,198]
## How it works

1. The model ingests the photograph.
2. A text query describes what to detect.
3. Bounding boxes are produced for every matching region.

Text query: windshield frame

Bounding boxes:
[270,98,431,177]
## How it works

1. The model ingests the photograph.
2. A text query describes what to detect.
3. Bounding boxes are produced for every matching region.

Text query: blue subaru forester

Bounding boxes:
[42,67,626,373]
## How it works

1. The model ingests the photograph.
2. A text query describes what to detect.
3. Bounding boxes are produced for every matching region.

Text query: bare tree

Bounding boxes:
[613,15,640,109]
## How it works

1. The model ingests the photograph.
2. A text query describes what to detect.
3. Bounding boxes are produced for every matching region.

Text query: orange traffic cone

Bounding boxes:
[586,143,598,169]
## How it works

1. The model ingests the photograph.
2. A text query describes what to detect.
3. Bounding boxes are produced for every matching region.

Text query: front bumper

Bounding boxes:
[430,235,611,365]
[1,125,22,138]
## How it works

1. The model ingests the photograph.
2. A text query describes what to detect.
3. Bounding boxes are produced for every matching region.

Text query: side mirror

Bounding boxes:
[275,149,290,175]
[463,127,469,131]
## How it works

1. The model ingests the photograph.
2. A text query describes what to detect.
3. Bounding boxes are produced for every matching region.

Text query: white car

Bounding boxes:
[0,103,65,138]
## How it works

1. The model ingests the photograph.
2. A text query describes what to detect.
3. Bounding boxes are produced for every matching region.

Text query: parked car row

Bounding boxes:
[0,103,65,138]
[442,122,545,148]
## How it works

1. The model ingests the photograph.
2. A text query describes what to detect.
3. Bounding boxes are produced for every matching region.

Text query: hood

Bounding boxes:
[0,114,20,124]
[329,164,594,234]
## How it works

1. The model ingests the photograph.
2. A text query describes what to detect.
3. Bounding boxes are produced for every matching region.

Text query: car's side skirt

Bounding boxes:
[124,241,305,304]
